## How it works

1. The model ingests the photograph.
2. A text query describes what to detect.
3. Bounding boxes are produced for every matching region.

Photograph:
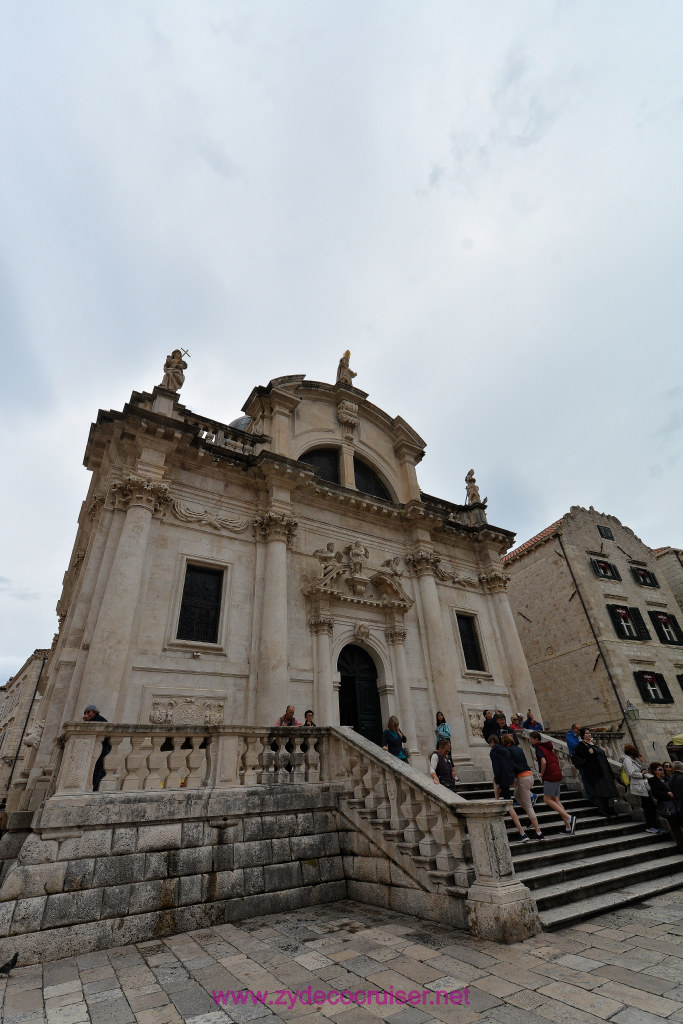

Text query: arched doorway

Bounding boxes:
[337,644,383,746]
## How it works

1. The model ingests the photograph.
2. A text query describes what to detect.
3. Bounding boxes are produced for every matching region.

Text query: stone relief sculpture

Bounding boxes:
[312,541,344,577]
[381,556,403,577]
[354,623,370,642]
[465,469,487,505]
[336,350,357,386]
[23,722,44,748]
[346,539,370,577]
[172,499,250,533]
[149,698,224,726]
[160,349,188,392]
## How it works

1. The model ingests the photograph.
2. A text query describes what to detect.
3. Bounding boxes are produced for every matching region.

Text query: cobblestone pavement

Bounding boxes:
[1,891,682,1024]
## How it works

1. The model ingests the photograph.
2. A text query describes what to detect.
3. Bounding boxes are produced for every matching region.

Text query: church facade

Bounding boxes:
[21,354,537,800]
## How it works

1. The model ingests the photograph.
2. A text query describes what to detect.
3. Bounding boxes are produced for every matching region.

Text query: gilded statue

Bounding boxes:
[336,350,357,386]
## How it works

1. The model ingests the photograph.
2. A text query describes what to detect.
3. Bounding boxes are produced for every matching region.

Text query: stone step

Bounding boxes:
[505,812,632,837]
[511,819,652,851]
[511,828,670,869]
[516,840,677,891]
[532,853,683,911]
[539,870,683,930]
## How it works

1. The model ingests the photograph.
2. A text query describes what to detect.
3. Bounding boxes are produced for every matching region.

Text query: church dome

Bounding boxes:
[228,414,251,431]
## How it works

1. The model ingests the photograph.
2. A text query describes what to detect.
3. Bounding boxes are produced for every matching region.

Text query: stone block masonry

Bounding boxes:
[0,783,434,965]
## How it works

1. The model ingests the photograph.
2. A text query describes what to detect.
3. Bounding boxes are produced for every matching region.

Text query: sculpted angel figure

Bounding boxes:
[336,350,357,386]
[312,541,343,577]
[160,349,188,392]
[347,539,369,576]
[465,469,486,505]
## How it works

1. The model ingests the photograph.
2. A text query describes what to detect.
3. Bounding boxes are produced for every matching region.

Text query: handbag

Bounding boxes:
[658,800,677,820]
[619,766,630,787]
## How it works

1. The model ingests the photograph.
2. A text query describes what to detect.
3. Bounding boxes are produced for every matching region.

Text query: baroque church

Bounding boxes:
[20,351,538,802]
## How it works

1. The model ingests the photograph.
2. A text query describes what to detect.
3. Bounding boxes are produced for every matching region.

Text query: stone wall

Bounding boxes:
[0,782,455,966]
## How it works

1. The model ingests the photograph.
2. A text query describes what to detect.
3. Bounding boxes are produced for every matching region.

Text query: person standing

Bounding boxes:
[435,711,451,746]
[572,728,618,817]
[303,710,316,726]
[275,705,301,726]
[83,704,110,792]
[530,732,576,833]
[500,734,544,838]
[482,710,498,742]
[523,709,543,730]
[621,744,662,833]
[430,738,458,792]
[382,716,409,761]
[566,722,595,805]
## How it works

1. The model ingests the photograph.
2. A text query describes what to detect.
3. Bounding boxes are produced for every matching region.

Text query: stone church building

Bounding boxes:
[20,353,537,802]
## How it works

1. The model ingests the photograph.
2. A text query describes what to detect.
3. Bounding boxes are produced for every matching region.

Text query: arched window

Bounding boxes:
[298,448,340,485]
[353,457,392,501]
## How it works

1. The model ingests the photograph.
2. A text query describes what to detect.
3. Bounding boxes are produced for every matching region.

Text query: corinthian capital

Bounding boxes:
[254,511,298,545]
[385,627,407,645]
[309,616,334,636]
[478,568,510,593]
[109,475,172,515]
[405,550,440,577]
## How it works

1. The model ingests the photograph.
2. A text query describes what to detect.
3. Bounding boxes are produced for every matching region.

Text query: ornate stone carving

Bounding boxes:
[309,617,334,636]
[172,500,250,533]
[160,349,188,392]
[312,542,344,577]
[434,561,479,587]
[385,627,407,645]
[87,494,105,521]
[23,722,44,749]
[405,550,440,577]
[304,544,413,613]
[354,623,370,643]
[253,511,298,545]
[337,399,359,439]
[478,568,510,593]
[72,550,85,577]
[466,469,487,505]
[109,475,172,515]
[149,697,224,726]
[467,709,485,741]
[346,540,369,577]
[336,349,357,386]
[381,556,403,577]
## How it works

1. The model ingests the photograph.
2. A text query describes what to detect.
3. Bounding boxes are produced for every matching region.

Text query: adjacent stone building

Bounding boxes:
[0,650,49,798]
[18,353,537,808]
[503,506,683,758]
[654,547,683,617]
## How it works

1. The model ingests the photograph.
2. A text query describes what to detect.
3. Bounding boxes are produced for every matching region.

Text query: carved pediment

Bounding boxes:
[304,544,413,611]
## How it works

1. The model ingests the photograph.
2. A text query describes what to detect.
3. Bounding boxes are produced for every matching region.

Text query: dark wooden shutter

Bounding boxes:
[650,571,660,588]
[591,558,601,577]
[649,610,667,643]
[629,607,651,641]
[611,563,621,581]
[677,673,683,693]
[655,674,674,704]
[633,671,653,702]
[669,613,683,643]
[177,565,223,643]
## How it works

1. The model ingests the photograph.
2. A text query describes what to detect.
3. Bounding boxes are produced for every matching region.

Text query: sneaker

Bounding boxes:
[645,827,659,834]
[530,793,538,805]
[569,814,577,834]
[657,828,668,834]
[517,832,530,843]
[532,831,545,841]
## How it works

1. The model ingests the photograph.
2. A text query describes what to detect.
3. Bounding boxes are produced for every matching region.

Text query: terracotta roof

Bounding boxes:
[652,547,666,555]
[502,519,563,564]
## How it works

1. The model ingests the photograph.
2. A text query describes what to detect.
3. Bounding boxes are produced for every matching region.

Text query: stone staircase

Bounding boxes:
[458,780,683,930]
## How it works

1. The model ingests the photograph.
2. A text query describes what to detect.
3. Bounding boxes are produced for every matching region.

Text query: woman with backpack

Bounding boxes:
[530,732,576,834]
[489,735,544,843]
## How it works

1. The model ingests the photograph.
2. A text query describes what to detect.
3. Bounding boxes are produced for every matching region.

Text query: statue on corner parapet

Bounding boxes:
[160,349,189,392]
[465,469,487,506]
[336,349,357,387]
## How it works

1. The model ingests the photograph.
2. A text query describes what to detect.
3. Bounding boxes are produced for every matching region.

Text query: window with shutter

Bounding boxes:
[630,566,659,588]
[177,565,223,644]
[677,673,683,693]
[591,558,621,580]
[648,610,683,645]
[597,525,614,540]
[606,605,650,641]
[633,671,674,704]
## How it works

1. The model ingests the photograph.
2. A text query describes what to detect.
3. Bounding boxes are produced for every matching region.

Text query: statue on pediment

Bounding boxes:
[160,349,188,392]
[336,350,357,386]
[465,469,487,505]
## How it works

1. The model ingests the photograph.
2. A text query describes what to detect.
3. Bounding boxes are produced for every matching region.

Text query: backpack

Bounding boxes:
[619,765,630,787]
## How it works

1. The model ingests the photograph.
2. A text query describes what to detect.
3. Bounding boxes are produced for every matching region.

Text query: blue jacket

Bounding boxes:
[565,730,580,755]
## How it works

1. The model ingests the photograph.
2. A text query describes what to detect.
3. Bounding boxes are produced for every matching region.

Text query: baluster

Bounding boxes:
[145,735,171,789]
[385,773,408,836]
[240,735,261,785]
[431,806,458,872]
[184,736,206,788]
[303,733,320,783]
[415,799,439,860]
[258,733,277,783]
[123,735,152,790]
[166,736,186,788]
[289,732,306,783]
[370,765,391,825]
[98,735,130,792]
[400,782,424,846]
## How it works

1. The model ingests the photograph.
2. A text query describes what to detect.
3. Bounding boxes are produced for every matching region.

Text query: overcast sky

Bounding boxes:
[2,1,682,680]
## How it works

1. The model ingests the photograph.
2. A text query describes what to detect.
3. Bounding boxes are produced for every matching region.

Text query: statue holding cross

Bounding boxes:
[160,349,190,392]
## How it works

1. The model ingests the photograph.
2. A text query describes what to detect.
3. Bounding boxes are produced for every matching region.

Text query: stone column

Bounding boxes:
[310,617,335,726]
[479,566,538,715]
[385,627,420,759]
[254,511,297,725]
[406,549,470,763]
[76,475,171,716]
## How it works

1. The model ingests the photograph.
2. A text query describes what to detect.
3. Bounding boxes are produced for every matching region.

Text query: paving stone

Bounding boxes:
[471,975,521,997]
[503,990,548,1010]
[592,981,682,1018]
[4,989,44,1014]
[134,1008,183,1024]
[44,993,85,1011]
[611,1011,682,1024]
[168,982,217,1018]
[127,991,170,1011]
[87,996,135,1024]
[536,981,624,1019]
[591,964,676,995]
[45,1002,90,1024]
[554,954,606,972]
